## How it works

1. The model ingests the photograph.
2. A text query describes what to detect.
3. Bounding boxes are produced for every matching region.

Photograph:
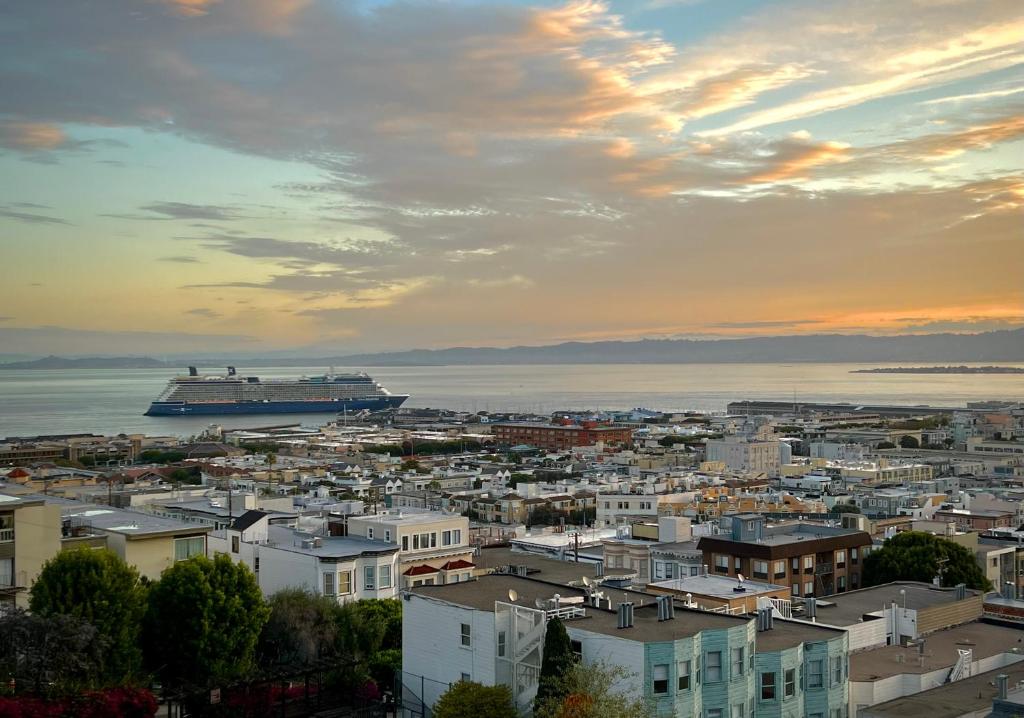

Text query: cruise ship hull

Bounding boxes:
[145,395,409,416]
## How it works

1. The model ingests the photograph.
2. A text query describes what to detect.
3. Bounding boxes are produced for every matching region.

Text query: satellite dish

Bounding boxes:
[582,576,592,587]
[737,573,745,583]
[508,589,518,602]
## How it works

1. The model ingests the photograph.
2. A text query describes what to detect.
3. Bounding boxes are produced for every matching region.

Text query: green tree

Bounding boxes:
[863,531,991,591]
[0,610,109,697]
[829,503,861,515]
[534,660,651,718]
[876,441,896,449]
[433,681,517,718]
[29,548,146,682]
[899,435,920,449]
[535,618,574,713]
[142,554,269,690]
[258,589,340,669]
[266,452,277,495]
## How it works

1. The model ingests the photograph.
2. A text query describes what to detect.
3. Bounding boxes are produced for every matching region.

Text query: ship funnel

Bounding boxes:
[188,366,198,377]
[227,366,237,376]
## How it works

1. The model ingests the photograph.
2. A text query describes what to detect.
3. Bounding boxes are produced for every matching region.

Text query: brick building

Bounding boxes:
[697,514,873,598]
[490,422,633,450]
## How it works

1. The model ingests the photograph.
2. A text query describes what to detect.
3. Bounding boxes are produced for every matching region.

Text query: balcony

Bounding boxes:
[815,562,833,575]
[0,528,13,543]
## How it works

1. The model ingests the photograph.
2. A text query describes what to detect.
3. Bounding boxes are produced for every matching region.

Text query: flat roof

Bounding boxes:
[53,499,211,538]
[813,582,980,627]
[349,511,464,526]
[265,524,398,559]
[411,574,749,642]
[649,575,786,599]
[850,621,1024,681]
[754,618,846,652]
[861,661,1024,718]
[476,546,634,585]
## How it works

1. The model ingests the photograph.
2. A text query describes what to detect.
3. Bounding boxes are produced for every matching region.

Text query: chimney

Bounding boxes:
[997,674,1009,700]
[617,602,634,629]
[757,606,774,631]
[702,564,709,577]
[656,595,675,622]
[804,596,817,619]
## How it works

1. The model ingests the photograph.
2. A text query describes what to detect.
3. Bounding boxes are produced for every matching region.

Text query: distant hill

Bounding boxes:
[0,355,171,369]
[2,328,1022,368]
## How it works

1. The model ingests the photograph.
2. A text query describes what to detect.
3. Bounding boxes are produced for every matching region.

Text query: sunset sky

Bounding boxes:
[1,0,1022,355]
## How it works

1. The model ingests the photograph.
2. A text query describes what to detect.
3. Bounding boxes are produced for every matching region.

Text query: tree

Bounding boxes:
[829,503,861,515]
[142,554,269,690]
[433,681,517,718]
[899,435,920,449]
[876,441,896,449]
[863,531,991,590]
[535,618,574,712]
[29,548,146,682]
[258,589,340,669]
[266,451,277,495]
[0,610,109,697]
[534,660,651,718]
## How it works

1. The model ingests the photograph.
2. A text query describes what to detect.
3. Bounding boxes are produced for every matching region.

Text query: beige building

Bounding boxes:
[0,495,62,610]
[57,500,210,580]
[347,510,475,587]
[705,438,782,477]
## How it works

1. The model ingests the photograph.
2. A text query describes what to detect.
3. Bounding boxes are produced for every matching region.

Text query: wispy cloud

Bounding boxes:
[0,208,70,225]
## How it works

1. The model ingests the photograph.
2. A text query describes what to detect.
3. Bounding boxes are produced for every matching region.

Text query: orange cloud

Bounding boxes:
[163,0,219,17]
[0,121,66,150]
[745,139,850,184]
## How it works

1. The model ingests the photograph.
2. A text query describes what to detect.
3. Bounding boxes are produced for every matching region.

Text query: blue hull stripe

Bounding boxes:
[145,396,408,416]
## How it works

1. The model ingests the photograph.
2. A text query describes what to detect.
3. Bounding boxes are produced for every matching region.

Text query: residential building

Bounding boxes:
[347,510,475,587]
[698,514,872,598]
[209,511,400,601]
[0,494,61,611]
[706,438,783,477]
[490,422,633,451]
[401,573,849,718]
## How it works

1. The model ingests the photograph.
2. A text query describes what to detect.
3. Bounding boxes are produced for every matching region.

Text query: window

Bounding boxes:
[773,560,786,578]
[732,647,744,677]
[838,575,846,592]
[385,530,391,542]
[803,555,814,571]
[804,581,814,596]
[461,672,471,682]
[792,583,800,596]
[792,557,799,571]
[753,560,768,579]
[174,536,204,561]
[653,664,669,694]
[442,530,452,546]
[367,527,374,540]
[735,557,742,570]
[497,630,507,657]
[402,536,409,551]
[254,556,260,574]
[808,659,824,688]
[379,565,392,589]
[678,660,691,691]
[851,548,859,564]
[460,623,471,647]
[338,570,352,595]
[761,672,776,700]
[706,651,722,682]
[715,555,729,573]
[430,533,437,548]
[732,704,744,718]
[835,550,846,568]
[323,572,336,596]
[364,566,375,591]
[231,535,240,553]
[784,668,795,697]
[695,655,701,685]
[453,529,462,544]
[831,656,843,685]
[749,641,755,670]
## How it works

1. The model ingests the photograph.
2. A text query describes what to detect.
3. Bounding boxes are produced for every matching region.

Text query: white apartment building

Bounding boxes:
[705,438,783,477]
[595,493,692,528]
[208,510,400,602]
[347,510,475,588]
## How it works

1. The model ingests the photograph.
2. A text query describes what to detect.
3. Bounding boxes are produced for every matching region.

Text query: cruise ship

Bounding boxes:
[145,367,409,416]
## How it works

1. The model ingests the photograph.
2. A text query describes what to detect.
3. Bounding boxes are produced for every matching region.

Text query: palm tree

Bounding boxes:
[266,452,276,497]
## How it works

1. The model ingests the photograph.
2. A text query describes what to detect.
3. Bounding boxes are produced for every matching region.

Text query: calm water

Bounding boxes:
[1,363,1023,438]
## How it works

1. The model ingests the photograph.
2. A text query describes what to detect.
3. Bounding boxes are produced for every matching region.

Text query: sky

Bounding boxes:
[1,0,1022,356]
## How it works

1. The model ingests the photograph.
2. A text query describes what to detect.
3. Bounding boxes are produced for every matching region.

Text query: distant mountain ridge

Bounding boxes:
[2,328,1022,368]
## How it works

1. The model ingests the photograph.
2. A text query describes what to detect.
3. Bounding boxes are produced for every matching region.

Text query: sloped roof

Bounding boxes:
[231,510,268,532]
[440,559,476,571]
[403,564,440,576]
